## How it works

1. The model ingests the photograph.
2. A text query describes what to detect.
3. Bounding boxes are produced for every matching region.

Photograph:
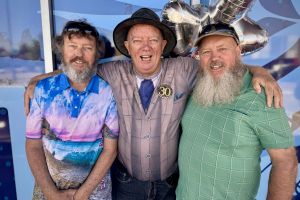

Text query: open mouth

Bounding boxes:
[210,62,223,70]
[140,55,152,61]
[74,60,84,64]
[70,57,86,65]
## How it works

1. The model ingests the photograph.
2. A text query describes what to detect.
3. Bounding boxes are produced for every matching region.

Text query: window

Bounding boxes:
[0,0,44,86]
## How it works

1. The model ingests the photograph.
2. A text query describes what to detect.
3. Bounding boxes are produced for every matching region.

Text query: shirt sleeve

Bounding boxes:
[26,93,43,139]
[252,106,294,149]
[97,61,121,86]
[103,93,119,139]
[178,57,198,92]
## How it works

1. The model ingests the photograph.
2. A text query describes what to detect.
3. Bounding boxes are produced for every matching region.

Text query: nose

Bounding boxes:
[74,47,84,57]
[141,41,151,51]
[211,50,220,60]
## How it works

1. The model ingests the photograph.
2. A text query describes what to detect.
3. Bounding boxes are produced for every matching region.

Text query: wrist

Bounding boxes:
[44,187,60,200]
[74,189,89,200]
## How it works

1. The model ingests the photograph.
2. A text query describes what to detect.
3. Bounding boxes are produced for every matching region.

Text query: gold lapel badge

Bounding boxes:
[157,85,173,98]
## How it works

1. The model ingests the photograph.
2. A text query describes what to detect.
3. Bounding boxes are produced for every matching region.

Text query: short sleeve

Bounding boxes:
[103,94,119,139]
[252,107,294,149]
[26,93,43,139]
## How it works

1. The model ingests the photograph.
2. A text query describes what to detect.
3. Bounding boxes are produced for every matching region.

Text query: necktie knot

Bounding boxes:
[139,79,154,111]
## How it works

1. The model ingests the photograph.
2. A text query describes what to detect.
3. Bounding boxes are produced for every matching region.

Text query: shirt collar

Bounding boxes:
[136,70,161,89]
[58,73,99,94]
[59,74,71,90]
[239,69,252,94]
[85,74,99,94]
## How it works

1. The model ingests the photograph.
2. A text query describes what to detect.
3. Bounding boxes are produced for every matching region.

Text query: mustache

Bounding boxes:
[210,60,223,68]
[70,56,86,64]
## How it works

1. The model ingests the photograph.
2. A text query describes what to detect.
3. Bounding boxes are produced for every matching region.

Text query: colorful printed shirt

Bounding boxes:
[176,71,294,200]
[26,73,119,200]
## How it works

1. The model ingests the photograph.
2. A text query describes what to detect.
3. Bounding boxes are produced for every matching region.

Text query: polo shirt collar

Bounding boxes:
[240,69,251,94]
[85,74,99,94]
[58,73,99,94]
[59,74,71,90]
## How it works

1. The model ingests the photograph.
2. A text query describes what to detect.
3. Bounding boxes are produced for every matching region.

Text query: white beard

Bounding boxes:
[193,62,247,107]
[61,63,96,84]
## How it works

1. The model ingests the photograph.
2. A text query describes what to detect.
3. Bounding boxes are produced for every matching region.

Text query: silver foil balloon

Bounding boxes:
[162,0,268,56]
[162,1,205,55]
[232,17,268,55]
[209,0,254,24]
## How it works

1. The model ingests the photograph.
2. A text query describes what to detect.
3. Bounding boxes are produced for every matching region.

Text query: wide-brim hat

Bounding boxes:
[194,23,240,47]
[113,8,176,57]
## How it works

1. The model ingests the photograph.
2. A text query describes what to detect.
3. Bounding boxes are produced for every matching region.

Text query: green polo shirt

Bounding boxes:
[176,71,294,200]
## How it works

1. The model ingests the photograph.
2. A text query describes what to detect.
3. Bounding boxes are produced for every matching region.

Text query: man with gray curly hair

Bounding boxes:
[26,20,119,200]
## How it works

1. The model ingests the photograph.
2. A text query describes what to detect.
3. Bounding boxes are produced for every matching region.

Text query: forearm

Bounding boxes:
[248,65,264,73]
[248,65,274,83]
[29,69,62,84]
[75,142,117,199]
[25,139,58,198]
[248,65,283,108]
[267,156,297,199]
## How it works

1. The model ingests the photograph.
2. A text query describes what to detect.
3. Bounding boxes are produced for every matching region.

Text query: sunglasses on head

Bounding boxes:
[63,21,99,40]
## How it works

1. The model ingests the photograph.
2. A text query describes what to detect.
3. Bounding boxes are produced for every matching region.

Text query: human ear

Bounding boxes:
[124,41,130,55]
[161,40,167,51]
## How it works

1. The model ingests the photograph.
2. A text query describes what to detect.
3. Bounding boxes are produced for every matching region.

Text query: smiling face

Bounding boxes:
[193,35,246,106]
[197,35,241,79]
[62,35,97,83]
[63,35,97,71]
[124,24,167,77]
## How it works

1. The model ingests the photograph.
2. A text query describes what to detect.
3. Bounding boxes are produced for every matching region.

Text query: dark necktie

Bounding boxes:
[139,79,154,111]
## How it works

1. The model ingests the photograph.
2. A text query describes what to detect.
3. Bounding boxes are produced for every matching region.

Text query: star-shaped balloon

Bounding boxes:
[162,0,268,56]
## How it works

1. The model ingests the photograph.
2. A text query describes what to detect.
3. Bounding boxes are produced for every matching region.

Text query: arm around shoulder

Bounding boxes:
[24,69,62,115]
[28,69,62,86]
[248,65,283,108]
[175,56,198,91]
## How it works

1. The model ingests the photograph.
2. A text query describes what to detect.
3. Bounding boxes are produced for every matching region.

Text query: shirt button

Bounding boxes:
[144,134,150,139]
[74,106,78,108]
[146,154,151,158]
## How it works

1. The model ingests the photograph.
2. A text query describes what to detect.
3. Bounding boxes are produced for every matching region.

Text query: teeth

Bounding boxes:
[75,60,83,64]
[140,55,151,61]
[210,63,222,70]
[211,65,220,69]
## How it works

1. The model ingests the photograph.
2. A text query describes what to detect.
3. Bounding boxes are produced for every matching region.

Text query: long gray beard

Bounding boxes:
[61,63,96,83]
[193,63,247,107]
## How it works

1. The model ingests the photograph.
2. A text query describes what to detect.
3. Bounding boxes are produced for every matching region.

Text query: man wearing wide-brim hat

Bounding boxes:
[24,7,283,200]
[108,8,198,199]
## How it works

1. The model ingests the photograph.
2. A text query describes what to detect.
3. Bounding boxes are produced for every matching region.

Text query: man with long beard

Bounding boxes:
[176,23,297,200]
[25,20,119,200]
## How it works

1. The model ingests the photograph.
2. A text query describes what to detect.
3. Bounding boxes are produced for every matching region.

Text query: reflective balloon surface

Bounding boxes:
[162,0,268,56]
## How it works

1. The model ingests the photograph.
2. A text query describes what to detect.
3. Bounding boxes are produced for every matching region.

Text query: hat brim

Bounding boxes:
[194,32,239,47]
[113,17,176,57]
